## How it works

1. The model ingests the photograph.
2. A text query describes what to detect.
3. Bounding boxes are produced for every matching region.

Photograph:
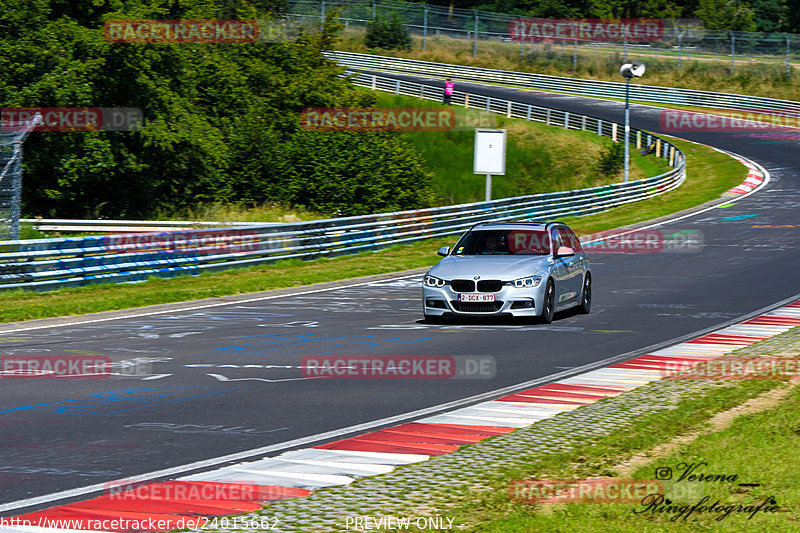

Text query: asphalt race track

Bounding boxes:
[2,74,799,513]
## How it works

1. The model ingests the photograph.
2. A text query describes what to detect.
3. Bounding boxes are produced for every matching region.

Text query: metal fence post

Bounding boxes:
[624,33,628,61]
[473,10,478,57]
[422,5,428,51]
[677,31,682,69]
[572,23,577,70]
[730,30,735,72]
[787,34,791,77]
[395,79,400,94]
[320,0,325,30]
[372,0,376,20]
[8,142,22,240]
[519,17,525,57]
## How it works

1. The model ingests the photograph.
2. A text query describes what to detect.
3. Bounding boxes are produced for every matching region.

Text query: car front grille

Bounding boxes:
[451,301,504,312]
[477,280,503,292]
[450,279,503,292]
[450,279,475,292]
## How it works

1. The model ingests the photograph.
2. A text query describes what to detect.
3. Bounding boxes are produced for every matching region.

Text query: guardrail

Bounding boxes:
[327,50,800,114]
[0,72,684,291]
[20,219,259,234]
[292,0,800,74]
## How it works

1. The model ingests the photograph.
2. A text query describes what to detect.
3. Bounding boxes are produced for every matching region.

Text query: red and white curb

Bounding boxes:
[6,300,800,532]
[723,152,767,196]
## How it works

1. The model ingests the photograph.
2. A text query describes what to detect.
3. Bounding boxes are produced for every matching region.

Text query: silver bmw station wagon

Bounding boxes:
[422,222,591,323]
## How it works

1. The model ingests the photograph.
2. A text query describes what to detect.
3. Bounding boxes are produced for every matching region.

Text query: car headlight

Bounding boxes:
[511,275,542,288]
[424,275,447,288]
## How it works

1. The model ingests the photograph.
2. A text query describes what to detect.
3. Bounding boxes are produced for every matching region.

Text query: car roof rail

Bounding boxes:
[467,220,571,231]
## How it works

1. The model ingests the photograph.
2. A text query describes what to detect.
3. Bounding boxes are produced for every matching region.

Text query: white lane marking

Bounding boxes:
[140,374,172,380]
[268,458,393,475]
[206,373,310,383]
[289,449,429,464]
[0,273,425,335]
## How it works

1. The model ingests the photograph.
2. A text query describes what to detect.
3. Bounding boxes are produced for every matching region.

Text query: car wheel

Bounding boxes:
[540,279,555,324]
[578,274,591,314]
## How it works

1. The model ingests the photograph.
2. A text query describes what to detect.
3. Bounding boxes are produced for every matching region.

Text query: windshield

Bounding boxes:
[452,230,551,256]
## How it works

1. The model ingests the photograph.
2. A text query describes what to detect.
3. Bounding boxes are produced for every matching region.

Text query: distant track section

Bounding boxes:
[328,51,800,113]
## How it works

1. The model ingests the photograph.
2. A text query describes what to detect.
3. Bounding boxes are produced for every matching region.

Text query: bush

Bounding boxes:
[597,141,625,175]
[364,14,411,50]
[275,131,433,216]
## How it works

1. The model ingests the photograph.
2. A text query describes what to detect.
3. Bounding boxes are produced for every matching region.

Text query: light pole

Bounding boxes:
[619,60,645,183]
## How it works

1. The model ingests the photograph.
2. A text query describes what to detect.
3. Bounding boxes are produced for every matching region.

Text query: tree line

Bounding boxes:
[2,0,431,218]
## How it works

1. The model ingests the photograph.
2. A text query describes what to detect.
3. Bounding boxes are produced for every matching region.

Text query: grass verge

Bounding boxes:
[445,327,800,532]
[0,137,746,324]
[560,136,747,235]
[371,91,670,205]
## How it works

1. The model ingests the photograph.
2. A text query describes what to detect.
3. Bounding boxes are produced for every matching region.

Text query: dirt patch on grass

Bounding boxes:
[613,377,800,478]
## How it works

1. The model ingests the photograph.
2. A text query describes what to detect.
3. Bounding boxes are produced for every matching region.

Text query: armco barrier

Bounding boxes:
[327,50,800,114]
[0,72,684,291]
[19,218,258,234]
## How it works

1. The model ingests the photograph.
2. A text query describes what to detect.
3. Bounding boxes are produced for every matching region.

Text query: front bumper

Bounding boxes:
[422,283,546,317]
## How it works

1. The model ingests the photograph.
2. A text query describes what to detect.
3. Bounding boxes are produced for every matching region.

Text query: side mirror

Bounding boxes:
[555,246,575,257]
[437,246,450,257]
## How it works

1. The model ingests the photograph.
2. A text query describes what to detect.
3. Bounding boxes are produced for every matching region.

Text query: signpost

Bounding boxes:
[473,128,507,201]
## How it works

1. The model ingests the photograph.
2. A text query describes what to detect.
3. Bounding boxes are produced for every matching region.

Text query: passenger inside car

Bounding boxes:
[481,233,509,254]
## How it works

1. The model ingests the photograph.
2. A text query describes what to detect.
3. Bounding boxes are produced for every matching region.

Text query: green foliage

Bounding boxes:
[2,1,431,218]
[696,0,758,31]
[275,131,432,215]
[364,13,411,50]
[751,0,788,32]
[597,141,625,176]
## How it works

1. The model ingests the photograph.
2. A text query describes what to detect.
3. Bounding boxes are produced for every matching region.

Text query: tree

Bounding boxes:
[696,0,758,31]
[787,0,800,32]
[2,1,432,218]
[364,13,412,50]
[750,0,788,32]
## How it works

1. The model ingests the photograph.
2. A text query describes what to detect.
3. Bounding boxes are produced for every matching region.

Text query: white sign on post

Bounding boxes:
[473,128,506,201]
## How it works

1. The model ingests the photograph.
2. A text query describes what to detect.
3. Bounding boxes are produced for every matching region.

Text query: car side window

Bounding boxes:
[564,227,582,252]
[551,228,566,253]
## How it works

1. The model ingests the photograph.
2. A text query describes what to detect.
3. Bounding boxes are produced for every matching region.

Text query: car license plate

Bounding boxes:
[458,293,495,302]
